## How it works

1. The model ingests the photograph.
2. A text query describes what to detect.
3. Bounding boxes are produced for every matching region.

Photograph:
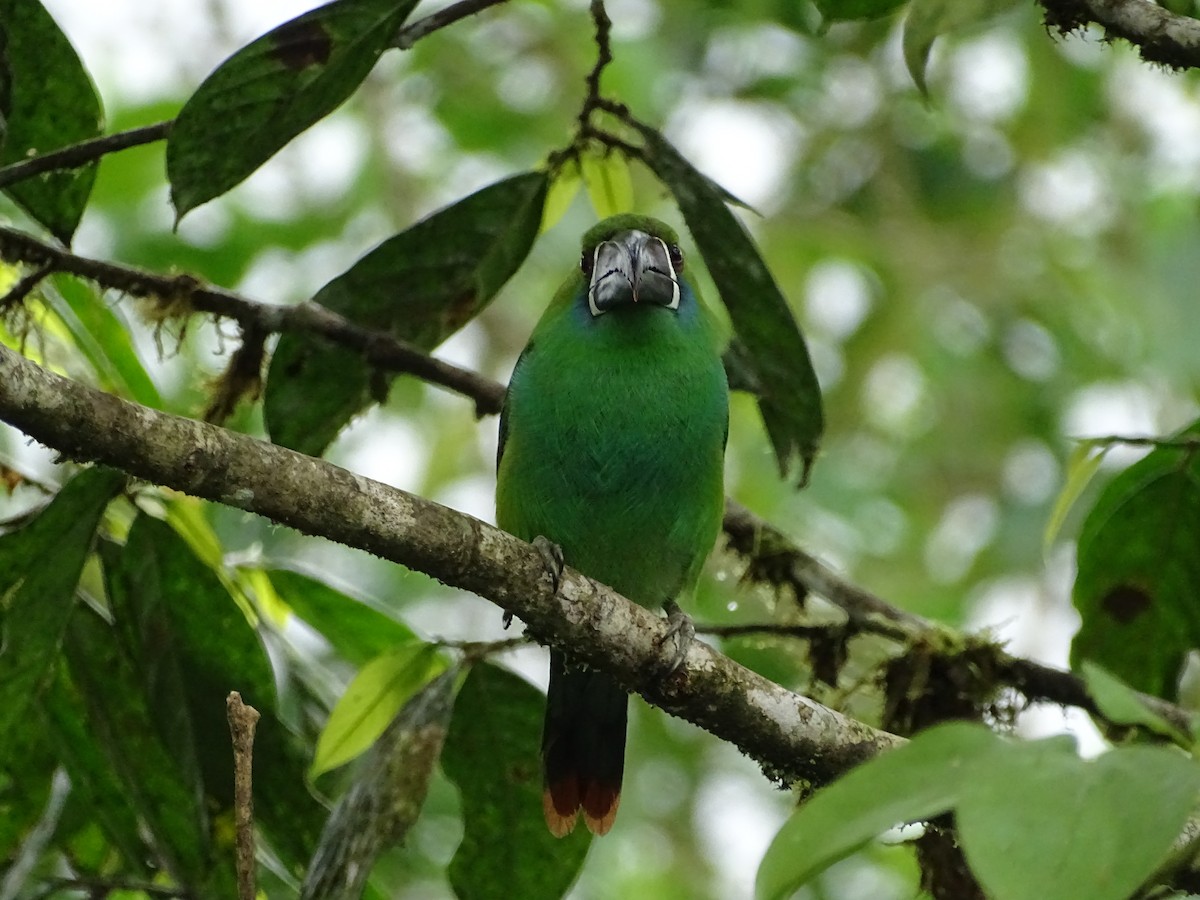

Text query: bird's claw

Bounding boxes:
[533,535,566,594]
[656,599,695,677]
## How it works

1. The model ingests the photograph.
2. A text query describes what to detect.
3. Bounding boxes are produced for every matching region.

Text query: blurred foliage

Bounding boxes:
[3,0,1200,898]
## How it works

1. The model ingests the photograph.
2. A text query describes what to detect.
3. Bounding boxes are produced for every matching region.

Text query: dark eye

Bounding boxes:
[581,249,594,277]
[668,244,684,273]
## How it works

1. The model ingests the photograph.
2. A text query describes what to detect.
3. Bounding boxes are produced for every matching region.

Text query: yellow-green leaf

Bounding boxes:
[581,148,634,219]
[310,643,446,778]
[1043,440,1108,552]
[541,157,582,233]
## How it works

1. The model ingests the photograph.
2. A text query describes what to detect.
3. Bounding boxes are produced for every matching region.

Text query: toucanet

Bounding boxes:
[496,214,729,836]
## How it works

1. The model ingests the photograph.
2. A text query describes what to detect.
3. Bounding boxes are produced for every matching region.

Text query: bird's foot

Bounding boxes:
[533,535,566,594]
[656,599,695,677]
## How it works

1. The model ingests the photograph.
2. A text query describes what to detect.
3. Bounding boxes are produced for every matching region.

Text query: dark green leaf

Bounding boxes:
[814,0,908,21]
[270,567,416,666]
[958,739,1200,900]
[638,126,824,482]
[443,663,590,900]
[107,515,325,873]
[167,0,419,217]
[1071,444,1200,699]
[301,668,458,900]
[0,467,122,763]
[755,722,997,900]
[264,171,548,455]
[0,0,102,243]
[63,608,216,887]
[41,672,148,872]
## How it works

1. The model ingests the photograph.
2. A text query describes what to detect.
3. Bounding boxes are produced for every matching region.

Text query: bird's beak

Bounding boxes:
[588,230,680,316]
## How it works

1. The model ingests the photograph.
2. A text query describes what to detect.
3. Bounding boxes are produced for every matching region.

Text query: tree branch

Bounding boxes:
[0,225,505,416]
[0,121,173,191]
[0,344,902,788]
[391,0,510,50]
[1042,0,1200,69]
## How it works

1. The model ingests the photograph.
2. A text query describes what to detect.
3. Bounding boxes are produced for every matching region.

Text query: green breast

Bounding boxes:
[496,300,728,607]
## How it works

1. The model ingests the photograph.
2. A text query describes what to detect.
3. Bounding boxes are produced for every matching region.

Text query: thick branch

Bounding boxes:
[0,345,901,787]
[0,226,504,416]
[1042,0,1200,69]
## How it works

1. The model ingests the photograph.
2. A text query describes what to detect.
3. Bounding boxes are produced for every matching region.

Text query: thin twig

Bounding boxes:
[227,691,261,900]
[1078,434,1200,452]
[391,0,510,49]
[0,263,54,311]
[0,121,172,191]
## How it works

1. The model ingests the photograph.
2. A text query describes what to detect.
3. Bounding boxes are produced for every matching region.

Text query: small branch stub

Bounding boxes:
[227,691,261,900]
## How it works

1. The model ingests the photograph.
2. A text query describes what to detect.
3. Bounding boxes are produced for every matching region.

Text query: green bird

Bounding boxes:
[495,214,729,836]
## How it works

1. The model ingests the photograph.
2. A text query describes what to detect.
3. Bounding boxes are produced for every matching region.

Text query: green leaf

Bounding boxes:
[264,171,548,455]
[1043,440,1108,552]
[63,608,216,887]
[541,157,581,232]
[107,515,325,872]
[580,147,634,220]
[1071,448,1200,699]
[638,125,824,482]
[167,0,419,218]
[443,663,591,900]
[311,643,447,778]
[46,275,163,408]
[957,739,1200,900]
[0,467,123,763]
[270,568,417,666]
[755,722,998,900]
[41,671,149,872]
[814,0,908,21]
[1080,661,1193,746]
[301,668,458,900]
[902,0,1019,94]
[0,0,102,242]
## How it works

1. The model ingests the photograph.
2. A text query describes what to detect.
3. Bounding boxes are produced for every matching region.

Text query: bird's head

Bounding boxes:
[580,215,686,317]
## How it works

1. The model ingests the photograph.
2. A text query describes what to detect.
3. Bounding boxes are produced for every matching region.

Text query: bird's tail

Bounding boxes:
[541,650,628,837]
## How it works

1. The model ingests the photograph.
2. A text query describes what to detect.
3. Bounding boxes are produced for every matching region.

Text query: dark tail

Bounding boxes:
[541,650,628,837]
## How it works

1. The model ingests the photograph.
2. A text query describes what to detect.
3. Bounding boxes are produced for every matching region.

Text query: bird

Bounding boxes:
[495,213,729,837]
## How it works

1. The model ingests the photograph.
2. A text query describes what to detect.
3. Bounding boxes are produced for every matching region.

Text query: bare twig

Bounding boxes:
[227,692,261,900]
[1078,434,1200,452]
[0,263,54,311]
[0,121,173,191]
[391,0,509,49]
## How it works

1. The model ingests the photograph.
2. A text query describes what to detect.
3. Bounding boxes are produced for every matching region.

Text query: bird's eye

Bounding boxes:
[668,244,684,273]
[581,249,595,277]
